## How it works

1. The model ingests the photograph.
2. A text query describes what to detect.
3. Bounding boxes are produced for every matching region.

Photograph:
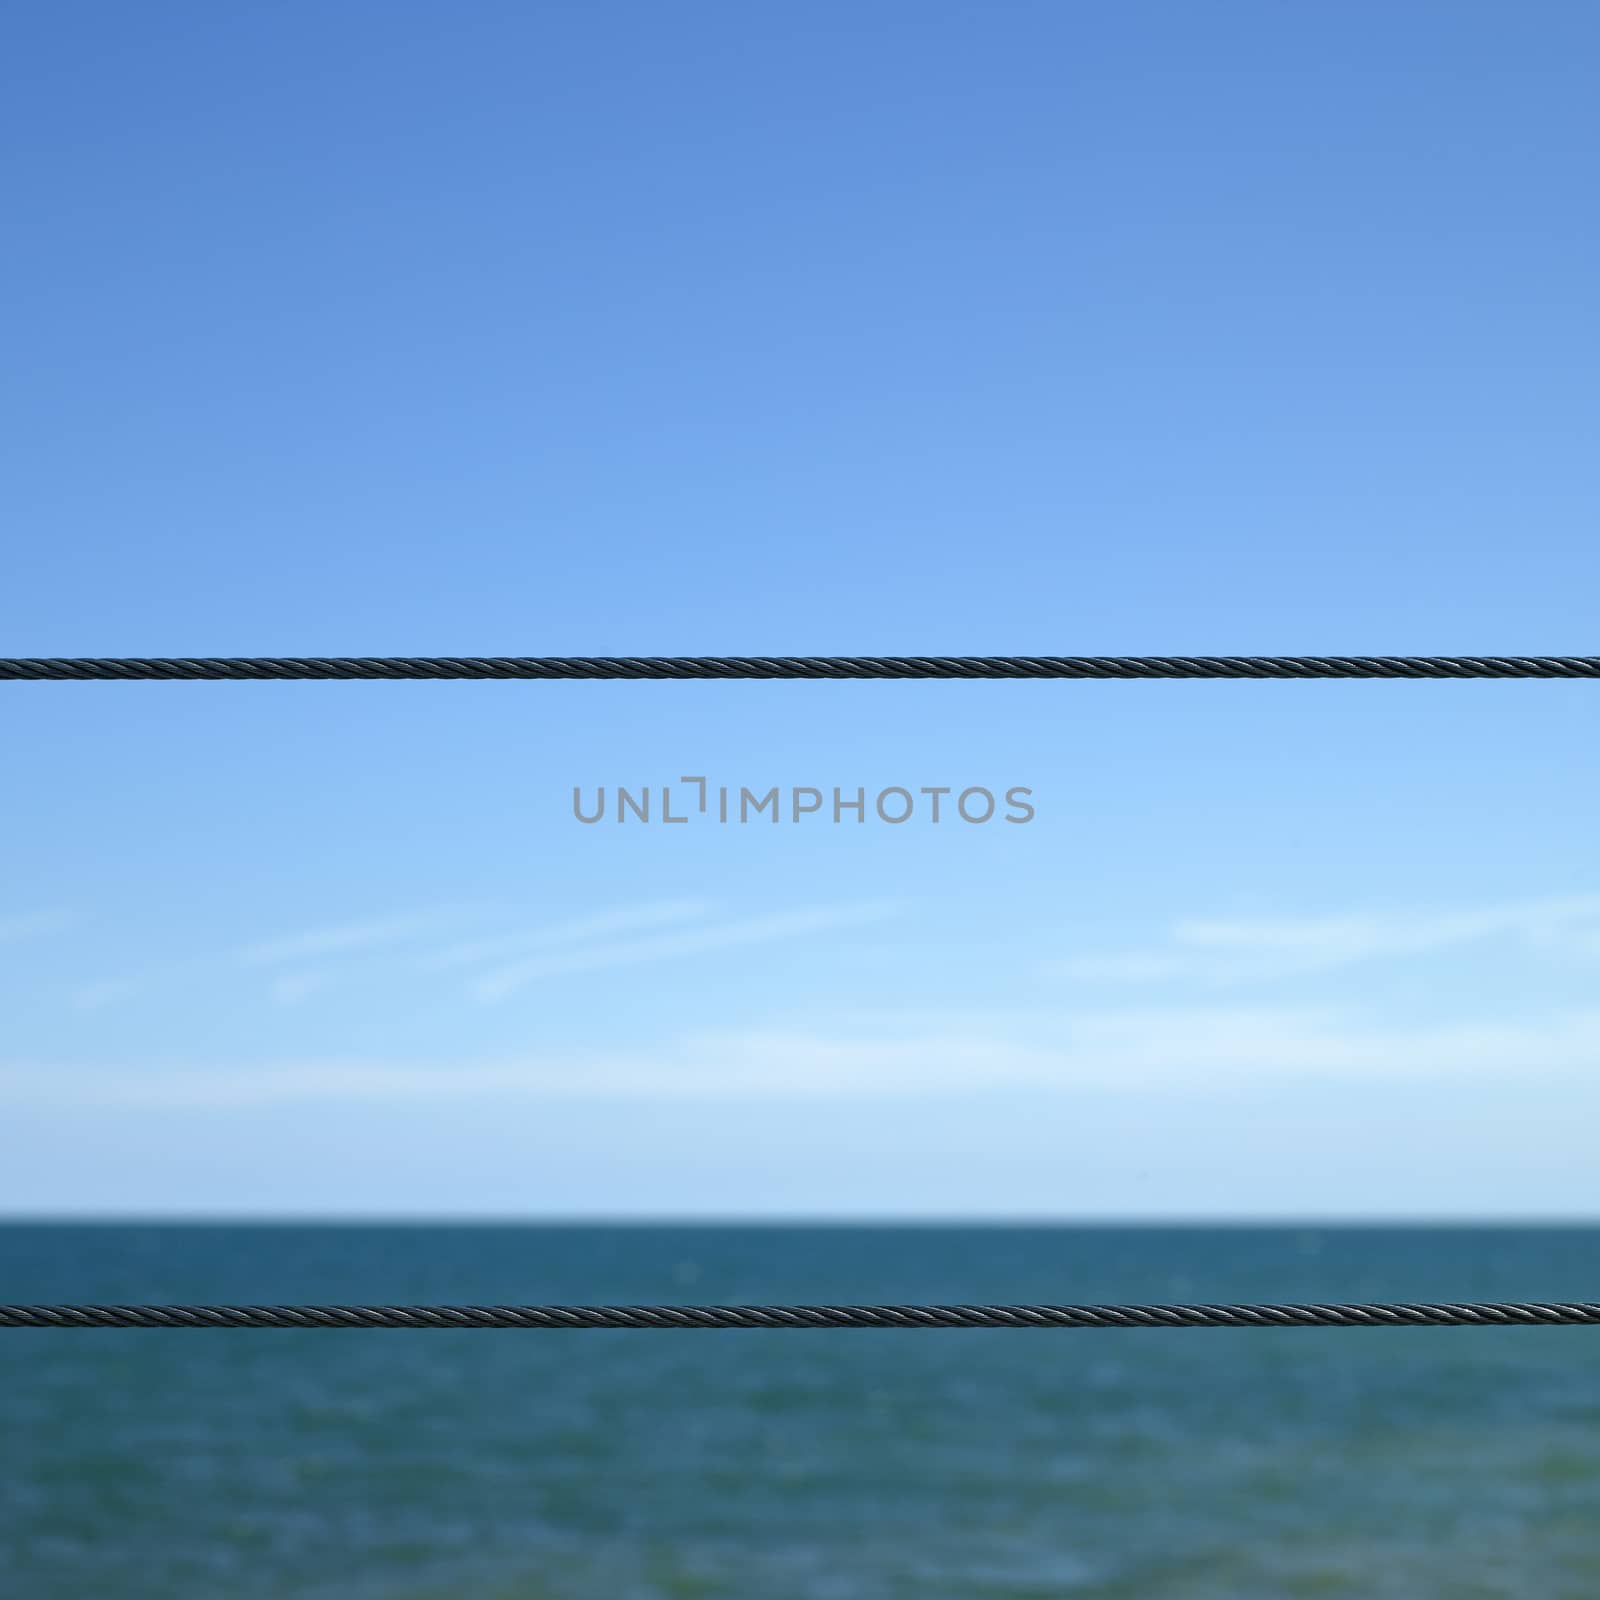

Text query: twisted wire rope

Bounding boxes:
[4,1301,1600,1330]
[3,656,1599,681]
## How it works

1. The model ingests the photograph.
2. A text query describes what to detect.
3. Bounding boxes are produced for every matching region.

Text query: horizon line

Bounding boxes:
[4,1212,1599,1228]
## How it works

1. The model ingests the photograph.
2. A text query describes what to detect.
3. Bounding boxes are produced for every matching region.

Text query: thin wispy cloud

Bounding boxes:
[269,972,329,1007]
[1054,893,1600,986]
[70,978,141,1012]
[471,901,899,1002]
[65,906,477,1010]
[418,899,712,972]
[0,910,74,943]
[48,898,882,1013]
[238,911,461,966]
[8,1004,1600,1107]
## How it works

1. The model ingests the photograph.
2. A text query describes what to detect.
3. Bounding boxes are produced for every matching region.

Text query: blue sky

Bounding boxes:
[3,3,1598,1216]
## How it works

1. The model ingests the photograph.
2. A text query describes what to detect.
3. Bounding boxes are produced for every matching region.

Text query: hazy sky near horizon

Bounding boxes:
[3,3,1598,1216]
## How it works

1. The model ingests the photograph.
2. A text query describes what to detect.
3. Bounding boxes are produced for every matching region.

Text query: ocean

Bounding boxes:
[2,1224,1597,1598]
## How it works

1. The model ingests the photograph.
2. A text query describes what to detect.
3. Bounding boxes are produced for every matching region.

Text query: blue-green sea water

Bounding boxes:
[2,1225,1598,1598]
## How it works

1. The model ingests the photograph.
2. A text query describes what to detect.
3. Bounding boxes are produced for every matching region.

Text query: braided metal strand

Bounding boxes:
[2,656,1598,682]
[3,1301,1600,1330]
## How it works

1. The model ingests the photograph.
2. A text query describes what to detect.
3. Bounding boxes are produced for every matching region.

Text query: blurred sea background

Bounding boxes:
[3,1223,1598,1599]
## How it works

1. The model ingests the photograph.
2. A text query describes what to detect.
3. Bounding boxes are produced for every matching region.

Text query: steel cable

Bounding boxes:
[3,655,1598,682]
[4,1300,1600,1330]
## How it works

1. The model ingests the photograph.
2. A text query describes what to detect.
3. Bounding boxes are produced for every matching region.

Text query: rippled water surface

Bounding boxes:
[3,1225,1598,1597]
